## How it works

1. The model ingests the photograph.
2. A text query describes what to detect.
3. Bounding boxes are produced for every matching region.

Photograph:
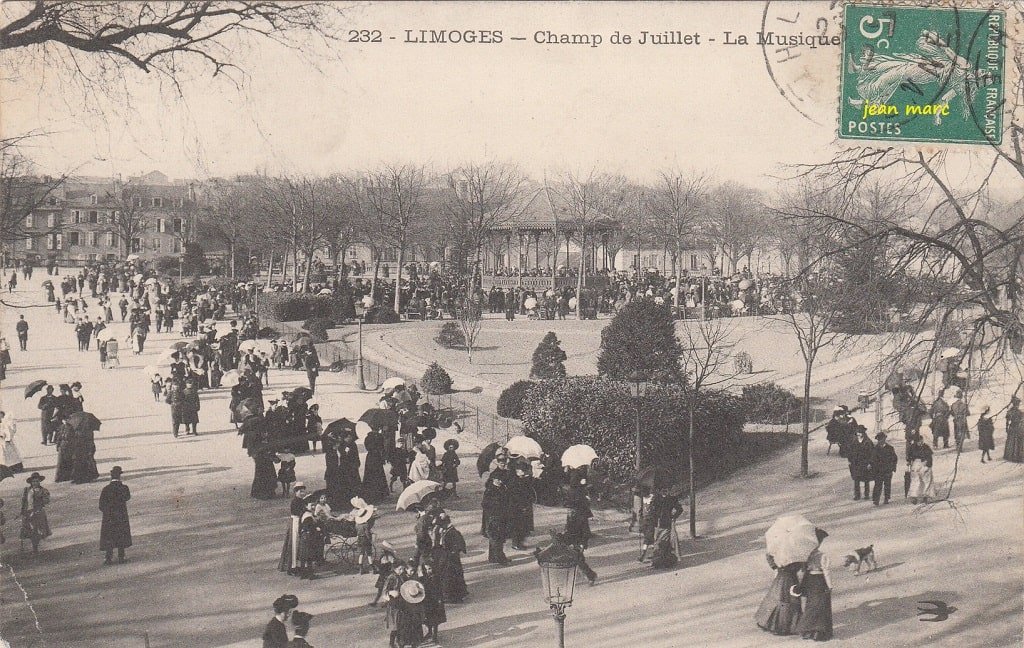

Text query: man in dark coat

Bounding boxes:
[99,466,132,564]
[871,432,898,506]
[38,386,58,445]
[482,476,511,565]
[564,483,597,584]
[929,395,951,449]
[15,315,28,350]
[847,426,874,501]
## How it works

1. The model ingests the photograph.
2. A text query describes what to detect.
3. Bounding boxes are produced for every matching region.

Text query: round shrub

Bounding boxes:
[531,332,567,379]
[435,322,465,349]
[421,362,454,395]
[497,380,536,419]
[741,382,802,424]
[303,316,335,343]
[597,300,683,382]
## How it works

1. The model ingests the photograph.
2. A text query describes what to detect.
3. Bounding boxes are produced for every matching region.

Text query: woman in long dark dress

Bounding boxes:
[70,428,99,484]
[323,437,344,508]
[433,513,468,603]
[796,529,833,641]
[361,429,389,504]
[755,556,804,635]
[53,422,75,482]
[1004,397,1023,462]
[339,430,362,505]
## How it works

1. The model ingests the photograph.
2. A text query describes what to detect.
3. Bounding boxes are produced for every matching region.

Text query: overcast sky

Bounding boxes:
[2,1,1013,195]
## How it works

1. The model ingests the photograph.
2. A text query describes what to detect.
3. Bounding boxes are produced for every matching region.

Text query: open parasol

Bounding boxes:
[323,418,356,440]
[290,387,314,402]
[940,347,960,359]
[476,442,502,476]
[0,464,16,482]
[561,444,598,469]
[359,407,400,431]
[382,377,406,391]
[221,370,241,387]
[635,464,681,492]
[238,340,258,353]
[504,435,543,459]
[67,411,102,433]
[765,513,819,567]
[291,336,314,348]
[24,380,48,399]
[396,480,442,511]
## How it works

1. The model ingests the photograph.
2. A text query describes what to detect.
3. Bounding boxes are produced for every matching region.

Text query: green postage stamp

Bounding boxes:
[840,3,1005,144]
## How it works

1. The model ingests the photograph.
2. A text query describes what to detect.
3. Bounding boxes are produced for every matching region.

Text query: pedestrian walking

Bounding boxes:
[99,466,132,564]
[977,404,995,463]
[38,385,57,445]
[906,435,936,504]
[930,394,951,448]
[563,482,597,584]
[951,391,970,450]
[0,412,24,473]
[20,472,51,554]
[288,611,314,647]
[847,427,873,501]
[432,513,468,603]
[755,553,804,636]
[482,476,511,565]
[16,315,28,351]
[1004,396,1023,463]
[871,433,898,506]
[795,528,834,641]
[440,439,460,498]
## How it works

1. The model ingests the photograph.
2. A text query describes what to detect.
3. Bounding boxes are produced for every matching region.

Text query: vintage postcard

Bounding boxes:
[0,2,1021,647]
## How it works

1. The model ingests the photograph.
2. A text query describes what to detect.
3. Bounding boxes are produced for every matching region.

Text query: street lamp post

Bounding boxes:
[357,296,374,390]
[536,539,580,648]
[628,373,650,530]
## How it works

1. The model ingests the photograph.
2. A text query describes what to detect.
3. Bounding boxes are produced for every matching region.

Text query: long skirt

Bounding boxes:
[2,440,23,467]
[439,554,468,603]
[55,444,74,482]
[251,456,278,500]
[71,451,99,484]
[953,418,970,444]
[361,456,389,504]
[755,567,802,635]
[1004,428,1024,462]
[795,573,833,639]
[278,516,300,573]
[21,510,51,542]
[908,460,935,499]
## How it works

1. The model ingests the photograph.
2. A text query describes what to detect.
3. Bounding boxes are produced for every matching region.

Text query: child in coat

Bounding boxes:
[276,453,297,497]
[151,374,164,402]
[370,542,399,606]
[307,405,323,453]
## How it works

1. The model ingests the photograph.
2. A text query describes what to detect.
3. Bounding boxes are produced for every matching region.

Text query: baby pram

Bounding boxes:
[322,518,360,572]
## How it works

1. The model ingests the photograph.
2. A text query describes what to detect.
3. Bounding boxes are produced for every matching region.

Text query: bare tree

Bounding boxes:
[650,169,710,311]
[363,165,430,314]
[548,171,622,319]
[0,139,66,244]
[443,162,528,294]
[111,185,150,258]
[706,182,768,275]
[456,293,484,364]
[1,2,341,79]
[199,176,261,278]
[679,317,742,537]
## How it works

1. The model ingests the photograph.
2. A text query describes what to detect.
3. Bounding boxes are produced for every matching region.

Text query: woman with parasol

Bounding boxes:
[795,528,833,641]
[756,514,814,635]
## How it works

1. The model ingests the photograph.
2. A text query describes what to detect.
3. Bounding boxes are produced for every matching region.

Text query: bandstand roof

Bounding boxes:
[486,187,620,234]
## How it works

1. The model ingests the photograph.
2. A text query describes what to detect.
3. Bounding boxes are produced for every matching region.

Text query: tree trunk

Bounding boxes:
[265,250,275,289]
[370,255,381,302]
[688,398,697,538]
[229,241,236,279]
[394,244,405,314]
[301,247,313,293]
[801,360,813,477]
[291,240,299,291]
[575,234,586,320]
[674,242,682,317]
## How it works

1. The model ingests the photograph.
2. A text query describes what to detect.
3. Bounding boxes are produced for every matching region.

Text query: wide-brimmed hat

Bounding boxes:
[26,472,45,484]
[291,610,313,628]
[292,482,306,492]
[400,579,426,604]
[353,504,376,524]
[443,439,460,451]
[350,496,368,509]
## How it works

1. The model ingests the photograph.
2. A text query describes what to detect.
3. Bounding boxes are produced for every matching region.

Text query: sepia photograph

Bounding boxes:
[0,1,1022,646]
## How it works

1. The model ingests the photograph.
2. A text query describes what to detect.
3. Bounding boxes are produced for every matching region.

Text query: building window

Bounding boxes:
[105,232,115,247]
[90,194,98,205]
[25,238,33,250]
[88,211,98,223]
[88,254,98,261]
[130,238,141,253]
[68,231,80,246]
[173,239,182,253]
[47,196,57,206]
[25,214,33,227]
[153,238,162,251]
[47,214,56,228]
[54,234,62,250]
[173,218,183,234]
[152,197,163,208]
[135,197,143,207]
[690,254,699,270]
[157,218,165,233]
[87,231,98,247]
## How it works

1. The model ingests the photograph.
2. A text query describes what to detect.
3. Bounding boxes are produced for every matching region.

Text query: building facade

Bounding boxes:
[9,171,195,267]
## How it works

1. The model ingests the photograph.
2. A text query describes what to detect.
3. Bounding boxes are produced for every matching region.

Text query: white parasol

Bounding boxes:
[568,297,577,309]
[319,288,333,295]
[238,340,258,353]
[765,513,819,567]
[396,480,442,511]
[382,377,406,391]
[504,435,543,459]
[524,297,537,310]
[561,444,598,469]
[221,370,241,387]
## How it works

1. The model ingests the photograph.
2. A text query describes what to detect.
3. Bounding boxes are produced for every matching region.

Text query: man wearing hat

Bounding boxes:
[847,426,873,501]
[37,385,58,445]
[929,393,951,449]
[99,466,132,564]
[20,472,51,554]
[870,433,898,506]
[263,594,299,648]
[825,407,848,457]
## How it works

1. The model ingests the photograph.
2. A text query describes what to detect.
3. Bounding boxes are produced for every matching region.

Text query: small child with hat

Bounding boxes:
[440,439,460,498]
[151,373,164,402]
[370,541,400,607]
[350,496,377,574]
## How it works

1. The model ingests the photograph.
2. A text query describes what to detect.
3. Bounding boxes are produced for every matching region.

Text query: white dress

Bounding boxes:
[1,419,23,466]
[908,459,936,499]
[409,449,432,482]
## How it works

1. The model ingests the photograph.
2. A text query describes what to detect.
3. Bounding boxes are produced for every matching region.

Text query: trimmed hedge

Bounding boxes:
[366,307,401,324]
[265,293,353,323]
[421,362,454,395]
[497,380,536,419]
[741,382,802,424]
[521,376,746,486]
[435,322,465,349]
[303,316,335,343]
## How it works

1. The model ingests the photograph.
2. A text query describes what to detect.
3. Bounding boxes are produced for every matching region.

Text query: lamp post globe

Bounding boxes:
[536,538,580,648]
